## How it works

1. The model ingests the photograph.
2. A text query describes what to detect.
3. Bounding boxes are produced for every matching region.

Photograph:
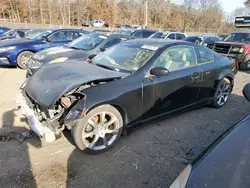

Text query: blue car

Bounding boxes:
[0,28,88,69]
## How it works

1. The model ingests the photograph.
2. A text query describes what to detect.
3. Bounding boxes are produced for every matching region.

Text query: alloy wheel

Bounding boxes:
[20,53,32,68]
[82,112,120,151]
[217,82,231,106]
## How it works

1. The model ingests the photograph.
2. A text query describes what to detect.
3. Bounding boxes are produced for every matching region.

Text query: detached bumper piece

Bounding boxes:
[16,92,56,142]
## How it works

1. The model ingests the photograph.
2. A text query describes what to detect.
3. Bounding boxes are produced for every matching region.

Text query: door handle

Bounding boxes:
[191,72,200,79]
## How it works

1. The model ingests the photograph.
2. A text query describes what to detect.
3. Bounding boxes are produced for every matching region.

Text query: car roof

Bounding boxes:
[124,38,190,47]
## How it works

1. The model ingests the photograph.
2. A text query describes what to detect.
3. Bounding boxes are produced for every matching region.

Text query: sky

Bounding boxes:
[220,0,245,13]
[173,0,245,14]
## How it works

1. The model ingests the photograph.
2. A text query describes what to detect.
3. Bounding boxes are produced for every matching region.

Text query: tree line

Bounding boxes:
[0,0,244,33]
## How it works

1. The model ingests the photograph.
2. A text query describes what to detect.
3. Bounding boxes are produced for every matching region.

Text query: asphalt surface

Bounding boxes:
[0,67,250,188]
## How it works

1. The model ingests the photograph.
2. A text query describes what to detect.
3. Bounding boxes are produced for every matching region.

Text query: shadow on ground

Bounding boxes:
[65,93,250,188]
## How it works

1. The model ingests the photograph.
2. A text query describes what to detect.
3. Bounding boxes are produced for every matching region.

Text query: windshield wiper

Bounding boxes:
[68,46,83,50]
[96,64,118,71]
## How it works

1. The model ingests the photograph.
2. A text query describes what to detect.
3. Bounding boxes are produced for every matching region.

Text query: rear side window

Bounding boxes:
[212,37,221,42]
[167,33,175,39]
[70,31,84,40]
[196,47,214,63]
[103,38,122,48]
[133,31,142,38]
[176,34,185,40]
[142,31,155,38]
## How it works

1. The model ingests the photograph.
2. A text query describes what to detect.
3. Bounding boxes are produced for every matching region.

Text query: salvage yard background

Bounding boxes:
[0,67,250,188]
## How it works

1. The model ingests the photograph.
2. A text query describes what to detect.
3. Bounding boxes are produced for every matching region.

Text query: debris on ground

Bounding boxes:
[0,130,33,143]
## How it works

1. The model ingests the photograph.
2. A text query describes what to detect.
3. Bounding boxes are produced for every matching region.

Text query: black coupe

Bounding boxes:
[18,39,237,154]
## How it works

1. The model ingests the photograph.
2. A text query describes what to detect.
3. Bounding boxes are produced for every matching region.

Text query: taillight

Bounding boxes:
[170,164,192,188]
[235,60,239,69]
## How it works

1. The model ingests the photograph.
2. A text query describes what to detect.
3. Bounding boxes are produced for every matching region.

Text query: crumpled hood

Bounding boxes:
[25,61,129,108]
[32,46,91,63]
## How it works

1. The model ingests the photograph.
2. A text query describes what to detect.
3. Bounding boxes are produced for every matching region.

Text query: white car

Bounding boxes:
[90,20,105,27]
[149,31,188,40]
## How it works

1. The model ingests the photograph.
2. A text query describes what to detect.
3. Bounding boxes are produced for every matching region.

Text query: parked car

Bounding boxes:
[26,33,134,77]
[149,31,187,40]
[0,28,31,40]
[90,20,107,27]
[0,28,87,69]
[119,24,133,29]
[184,36,221,47]
[17,39,236,154]
[82,21,90,27]
[0,26,10,35]
[132,25,148,29]
[170,83,250,188]
[130,29,156,38]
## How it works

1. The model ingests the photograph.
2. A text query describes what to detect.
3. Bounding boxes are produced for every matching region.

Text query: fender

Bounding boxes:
[216,68,235,89]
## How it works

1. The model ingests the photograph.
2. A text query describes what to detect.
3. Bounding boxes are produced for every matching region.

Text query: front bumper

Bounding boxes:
[0,57,12,66]
[16,91,56,142]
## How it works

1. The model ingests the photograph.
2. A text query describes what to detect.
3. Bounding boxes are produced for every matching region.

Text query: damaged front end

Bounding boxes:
[17,80,112,143]
[17,61,129,143]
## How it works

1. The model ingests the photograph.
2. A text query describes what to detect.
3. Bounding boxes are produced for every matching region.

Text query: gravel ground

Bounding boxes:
[0,67,250,188]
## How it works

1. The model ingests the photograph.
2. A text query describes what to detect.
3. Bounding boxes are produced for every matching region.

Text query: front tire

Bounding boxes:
[17,51,34,70]
[212,78,232,108]
[72,105,123,154]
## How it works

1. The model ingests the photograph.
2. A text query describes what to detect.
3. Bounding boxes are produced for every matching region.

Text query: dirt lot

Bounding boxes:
[0,67,250,188]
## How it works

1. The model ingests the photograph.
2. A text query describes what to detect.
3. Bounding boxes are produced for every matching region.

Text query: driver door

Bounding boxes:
[48,30,71,47]
[142,45,202,120]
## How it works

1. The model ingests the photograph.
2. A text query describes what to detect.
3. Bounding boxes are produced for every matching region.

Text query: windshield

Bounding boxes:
[3,29,15,36]
[149,32,164,38]
[92,43,157,72]
[67,33,106,50]
[224,33,250,43]
[26,30,52,40]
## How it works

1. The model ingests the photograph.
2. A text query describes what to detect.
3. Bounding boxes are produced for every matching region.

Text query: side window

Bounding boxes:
[203,37,211,43]
[167,33,175,39]
[133,31,142,38]
[182,34,186,39]
[196,47,214,64]
[212,37,221,42]
[103,38,122,48]
[48,31,69,41]
[153,45,197,71]
[69,31,84,40]
[142,31,154,38]
[176,34,184,40]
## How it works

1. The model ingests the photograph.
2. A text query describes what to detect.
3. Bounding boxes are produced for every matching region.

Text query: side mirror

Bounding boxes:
[43,36,51,43]
[150,67,169,76]
[243,83,250,102]
[87,54,97,63]
[100,47,106,52]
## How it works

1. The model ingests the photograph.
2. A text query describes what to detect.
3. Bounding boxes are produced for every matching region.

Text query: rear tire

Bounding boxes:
[17,51,34,70]
[212,78,232,108]
[72,105,123,154]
